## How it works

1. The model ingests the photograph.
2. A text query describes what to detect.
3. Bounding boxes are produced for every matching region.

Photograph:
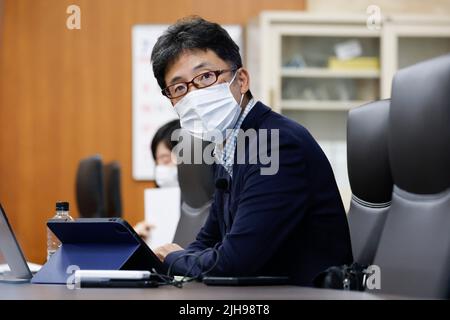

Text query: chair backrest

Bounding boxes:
[373,54,450,298]
[346,99,393,266]
[75,155,105,218]
[103,161,122,218]
[172,135,215,247]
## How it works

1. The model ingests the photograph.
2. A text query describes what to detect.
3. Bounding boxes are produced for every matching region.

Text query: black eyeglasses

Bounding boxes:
[162,69,236,99]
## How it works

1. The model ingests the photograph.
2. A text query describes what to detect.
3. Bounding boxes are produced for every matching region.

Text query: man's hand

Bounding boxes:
[154,243,184,262]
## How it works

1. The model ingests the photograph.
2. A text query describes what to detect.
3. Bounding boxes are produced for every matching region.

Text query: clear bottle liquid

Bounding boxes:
[47,201,73,261]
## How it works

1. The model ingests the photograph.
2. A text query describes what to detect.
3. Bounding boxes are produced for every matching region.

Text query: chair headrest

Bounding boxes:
[76,154,105,218]
[103,161,122,218]
[389,54,450,194]
[175,133,214,208]
[347,99,393,203]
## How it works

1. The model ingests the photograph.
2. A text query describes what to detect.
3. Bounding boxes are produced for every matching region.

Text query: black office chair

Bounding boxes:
[346,99,393,266]
[172,133,215,248]
[372,54,450,298]
[75,155,105,218]
[103,161,122,218]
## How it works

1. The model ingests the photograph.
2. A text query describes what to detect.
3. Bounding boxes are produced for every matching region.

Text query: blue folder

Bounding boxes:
[31,218,165,284]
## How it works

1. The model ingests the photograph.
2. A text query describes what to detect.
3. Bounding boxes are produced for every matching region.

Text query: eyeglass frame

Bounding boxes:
[161,68,237,99]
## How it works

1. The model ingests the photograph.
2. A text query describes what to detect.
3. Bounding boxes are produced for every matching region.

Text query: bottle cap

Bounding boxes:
[56,201,69,211]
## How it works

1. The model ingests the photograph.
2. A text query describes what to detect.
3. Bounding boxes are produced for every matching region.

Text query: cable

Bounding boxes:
[200,248,220,277]
[160,247,221,288]
[147,247,222,288]
[150,268,175,286]
[167,253,200,277]
[174,254,201,287]
[191,247,220,280]
[149,253,200,288]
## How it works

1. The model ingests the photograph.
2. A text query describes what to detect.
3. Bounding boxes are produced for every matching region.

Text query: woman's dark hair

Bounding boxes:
[150,119,181,160]
[151,16,243,90]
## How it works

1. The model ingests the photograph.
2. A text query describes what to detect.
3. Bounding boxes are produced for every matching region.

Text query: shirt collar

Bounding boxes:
[214,98,256,169]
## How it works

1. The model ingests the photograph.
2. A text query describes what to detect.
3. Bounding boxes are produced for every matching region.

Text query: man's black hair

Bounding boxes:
[151,16,243,91]
[150,119,181,161]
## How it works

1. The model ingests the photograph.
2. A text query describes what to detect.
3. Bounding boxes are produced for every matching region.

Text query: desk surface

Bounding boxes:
[0,282,387,300]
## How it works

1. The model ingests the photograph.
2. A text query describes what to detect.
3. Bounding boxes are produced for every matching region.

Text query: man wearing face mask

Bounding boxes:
[134,119,180,239]
[151,17,353,286]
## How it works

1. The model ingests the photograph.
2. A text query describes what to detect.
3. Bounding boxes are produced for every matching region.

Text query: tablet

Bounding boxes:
[50,217,165,270]
[31,218,166,284]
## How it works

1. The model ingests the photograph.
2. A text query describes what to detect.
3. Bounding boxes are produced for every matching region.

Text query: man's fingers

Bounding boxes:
[154,243,184,262]
[155,252,164,262]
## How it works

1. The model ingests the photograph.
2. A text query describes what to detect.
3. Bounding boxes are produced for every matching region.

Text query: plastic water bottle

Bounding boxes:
[46,201,73,261]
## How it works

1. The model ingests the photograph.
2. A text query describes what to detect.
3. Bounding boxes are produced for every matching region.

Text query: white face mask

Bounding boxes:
[174,72,244,142]
[154,165,179,188]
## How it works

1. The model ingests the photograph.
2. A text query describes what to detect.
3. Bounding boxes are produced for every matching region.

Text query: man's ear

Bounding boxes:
[236,67,250,94]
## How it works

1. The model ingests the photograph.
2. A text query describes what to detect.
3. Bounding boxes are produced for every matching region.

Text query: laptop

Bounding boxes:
[0,203,33,283]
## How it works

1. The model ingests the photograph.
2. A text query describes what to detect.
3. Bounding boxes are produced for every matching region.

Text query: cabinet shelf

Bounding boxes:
[281,67,380,79]
[280,100,367,111]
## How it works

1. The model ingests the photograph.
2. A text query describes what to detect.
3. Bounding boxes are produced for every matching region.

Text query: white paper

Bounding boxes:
[144,187,181,249]
[318,140,351,212]
[334,40,362,60]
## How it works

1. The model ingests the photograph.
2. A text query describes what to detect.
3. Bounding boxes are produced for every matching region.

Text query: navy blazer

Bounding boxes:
[164,101,353,285]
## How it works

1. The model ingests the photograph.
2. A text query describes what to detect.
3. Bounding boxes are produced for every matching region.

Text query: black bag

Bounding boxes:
[313,262,368,291]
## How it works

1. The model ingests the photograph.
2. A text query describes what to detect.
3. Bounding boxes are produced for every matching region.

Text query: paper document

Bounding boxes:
[144,187,181,249]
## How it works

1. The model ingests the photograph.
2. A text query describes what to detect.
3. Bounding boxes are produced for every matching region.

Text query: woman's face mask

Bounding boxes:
[174,71,244,142]
[154,165,178,188]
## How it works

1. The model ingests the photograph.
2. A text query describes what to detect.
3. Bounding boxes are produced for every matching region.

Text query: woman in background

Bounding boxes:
[134,119,180,239]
